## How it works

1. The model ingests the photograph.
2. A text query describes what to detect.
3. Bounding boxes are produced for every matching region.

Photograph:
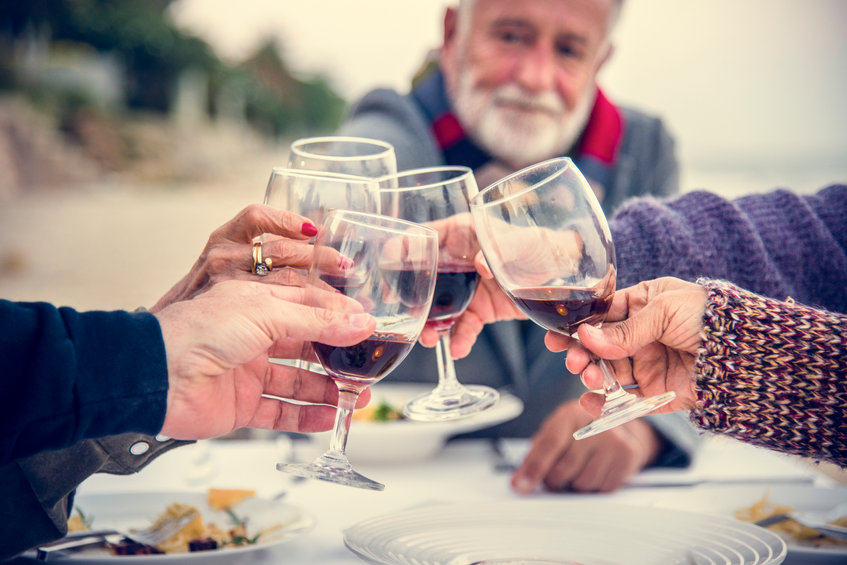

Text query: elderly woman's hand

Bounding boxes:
[150,205,320,313]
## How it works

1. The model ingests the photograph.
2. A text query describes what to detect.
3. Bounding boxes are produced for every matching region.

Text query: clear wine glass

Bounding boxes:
[287,136,397,179]
[380,166,499,422]
[262,168,379,370]
[263,167,380,231]
[276,209,438,490]
[470,157,675,440]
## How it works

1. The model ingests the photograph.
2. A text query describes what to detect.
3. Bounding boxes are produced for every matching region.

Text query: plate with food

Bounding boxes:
[35,489,315,563]
[300,383,523,464]
[652,484,847,564]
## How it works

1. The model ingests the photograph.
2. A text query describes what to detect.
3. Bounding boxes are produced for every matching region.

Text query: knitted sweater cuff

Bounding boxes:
[690,279,847,467]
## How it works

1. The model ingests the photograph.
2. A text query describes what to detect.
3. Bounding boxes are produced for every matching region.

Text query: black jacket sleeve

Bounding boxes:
[0,300,170,464]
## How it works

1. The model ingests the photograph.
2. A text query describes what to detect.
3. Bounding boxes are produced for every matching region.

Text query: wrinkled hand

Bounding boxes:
[154,280,377,440]
[150,205,319,313]
[548,277,706,415]
[511,399,662,493]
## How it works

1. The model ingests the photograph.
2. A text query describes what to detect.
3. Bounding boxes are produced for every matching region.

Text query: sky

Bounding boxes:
[168,0,847,195]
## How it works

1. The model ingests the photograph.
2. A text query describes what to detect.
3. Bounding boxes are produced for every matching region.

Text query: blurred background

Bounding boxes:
[1,0,846,312]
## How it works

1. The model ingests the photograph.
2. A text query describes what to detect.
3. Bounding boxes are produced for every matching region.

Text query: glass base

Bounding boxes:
[402,384,499,422]
[268,358,327,375]
[276,456,384,491]
[572,391,676,440]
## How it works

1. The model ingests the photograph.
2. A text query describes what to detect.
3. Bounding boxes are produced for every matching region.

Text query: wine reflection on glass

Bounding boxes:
[275,209,438,490]
[470,157,675,440]
[380,166,499,422]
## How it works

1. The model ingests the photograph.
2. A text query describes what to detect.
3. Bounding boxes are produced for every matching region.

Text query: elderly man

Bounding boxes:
[338,0,697,494]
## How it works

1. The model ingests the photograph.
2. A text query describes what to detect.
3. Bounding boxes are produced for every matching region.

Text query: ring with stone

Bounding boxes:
[252,241,272,275]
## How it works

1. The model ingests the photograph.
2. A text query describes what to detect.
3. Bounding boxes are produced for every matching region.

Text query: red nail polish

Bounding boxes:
[301,222,318,237]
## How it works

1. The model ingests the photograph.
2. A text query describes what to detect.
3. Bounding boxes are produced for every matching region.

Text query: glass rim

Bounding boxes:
[267,167,376,185]
[289,136,396,162]
[378,165,475,193]
[323,209,438,239]
[470,157,576,209]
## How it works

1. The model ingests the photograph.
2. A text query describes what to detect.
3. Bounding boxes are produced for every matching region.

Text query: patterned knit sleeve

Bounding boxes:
[690,279,847,467]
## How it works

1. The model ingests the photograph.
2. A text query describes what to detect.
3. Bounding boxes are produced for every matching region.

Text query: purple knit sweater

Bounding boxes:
[609,184,847,464]
[610,184,847,314]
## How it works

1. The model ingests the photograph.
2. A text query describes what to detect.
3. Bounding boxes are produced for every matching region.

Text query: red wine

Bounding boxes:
[384,267,435,308]
[313,333,415,385]
[318,274,366,297]
[509,286,612,335]
[426,268,480,331]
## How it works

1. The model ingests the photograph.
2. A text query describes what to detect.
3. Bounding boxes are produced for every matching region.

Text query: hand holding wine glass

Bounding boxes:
[380,166,499,421]
[470,157,675,440]
[276,209,438,490]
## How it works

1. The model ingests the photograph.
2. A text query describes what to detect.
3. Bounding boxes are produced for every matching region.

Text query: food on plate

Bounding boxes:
[735,491,847,547]
[353,398,404,421]
[70,488,283,555]
[66,511,91,533]
[207,488,256,510]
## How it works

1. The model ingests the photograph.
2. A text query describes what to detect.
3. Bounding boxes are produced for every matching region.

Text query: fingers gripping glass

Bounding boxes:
[275,210,439,490]
[470,158,675,440]
[380,166,499,422]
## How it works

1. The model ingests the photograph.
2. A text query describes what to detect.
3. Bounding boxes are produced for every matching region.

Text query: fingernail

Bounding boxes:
[349,313,371,328]
[338,256,354,269]
[581,324,600,338]
[512,475,535,494]
[301,222,318,237]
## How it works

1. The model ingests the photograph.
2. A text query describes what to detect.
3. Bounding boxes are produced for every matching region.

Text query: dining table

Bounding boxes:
[53,430,843,565]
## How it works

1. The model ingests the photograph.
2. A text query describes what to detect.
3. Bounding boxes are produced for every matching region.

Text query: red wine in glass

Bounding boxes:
[313,333,415,387]
[426,268,480,331]
[508,286,613,336]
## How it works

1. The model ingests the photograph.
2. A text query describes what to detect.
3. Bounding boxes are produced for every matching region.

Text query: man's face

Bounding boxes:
[441,0,615,168]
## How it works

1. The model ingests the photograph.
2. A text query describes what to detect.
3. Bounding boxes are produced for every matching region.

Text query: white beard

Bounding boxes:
[452,74,595,169]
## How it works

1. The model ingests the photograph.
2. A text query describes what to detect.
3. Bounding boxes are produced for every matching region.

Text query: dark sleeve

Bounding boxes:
[610,184,847,314]
[0,301,169,464]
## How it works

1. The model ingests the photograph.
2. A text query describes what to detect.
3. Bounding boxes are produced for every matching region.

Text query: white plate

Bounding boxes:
[343,499,786,565]
[40,491,315,564]
[652,484,847,564]
[301,383,523,464]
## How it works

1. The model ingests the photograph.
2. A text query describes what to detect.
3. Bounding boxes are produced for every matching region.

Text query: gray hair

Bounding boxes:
[454,0,624,41]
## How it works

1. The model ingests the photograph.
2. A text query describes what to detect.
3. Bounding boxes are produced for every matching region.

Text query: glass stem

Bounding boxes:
[326,386,359,459]
[434,329,462,394]
[590,353,631,407]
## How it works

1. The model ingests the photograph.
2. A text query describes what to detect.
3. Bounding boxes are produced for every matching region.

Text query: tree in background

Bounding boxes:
[1,0,345,134]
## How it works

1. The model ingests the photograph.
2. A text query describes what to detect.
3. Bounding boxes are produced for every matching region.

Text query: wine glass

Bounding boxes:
[287,136,397,179]
[380,166,499,422]
[263,167,380,230]
[262,168,379,370]
[469,157,676,440]
[276,209,438,490]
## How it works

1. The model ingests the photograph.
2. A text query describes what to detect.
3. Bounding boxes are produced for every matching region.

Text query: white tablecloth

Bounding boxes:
[72,434,833,564]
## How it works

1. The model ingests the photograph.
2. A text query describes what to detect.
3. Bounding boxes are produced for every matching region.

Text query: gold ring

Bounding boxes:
[252,241,272,275]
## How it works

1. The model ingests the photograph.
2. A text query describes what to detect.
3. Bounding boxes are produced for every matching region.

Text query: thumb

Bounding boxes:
[577,301,666,360]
